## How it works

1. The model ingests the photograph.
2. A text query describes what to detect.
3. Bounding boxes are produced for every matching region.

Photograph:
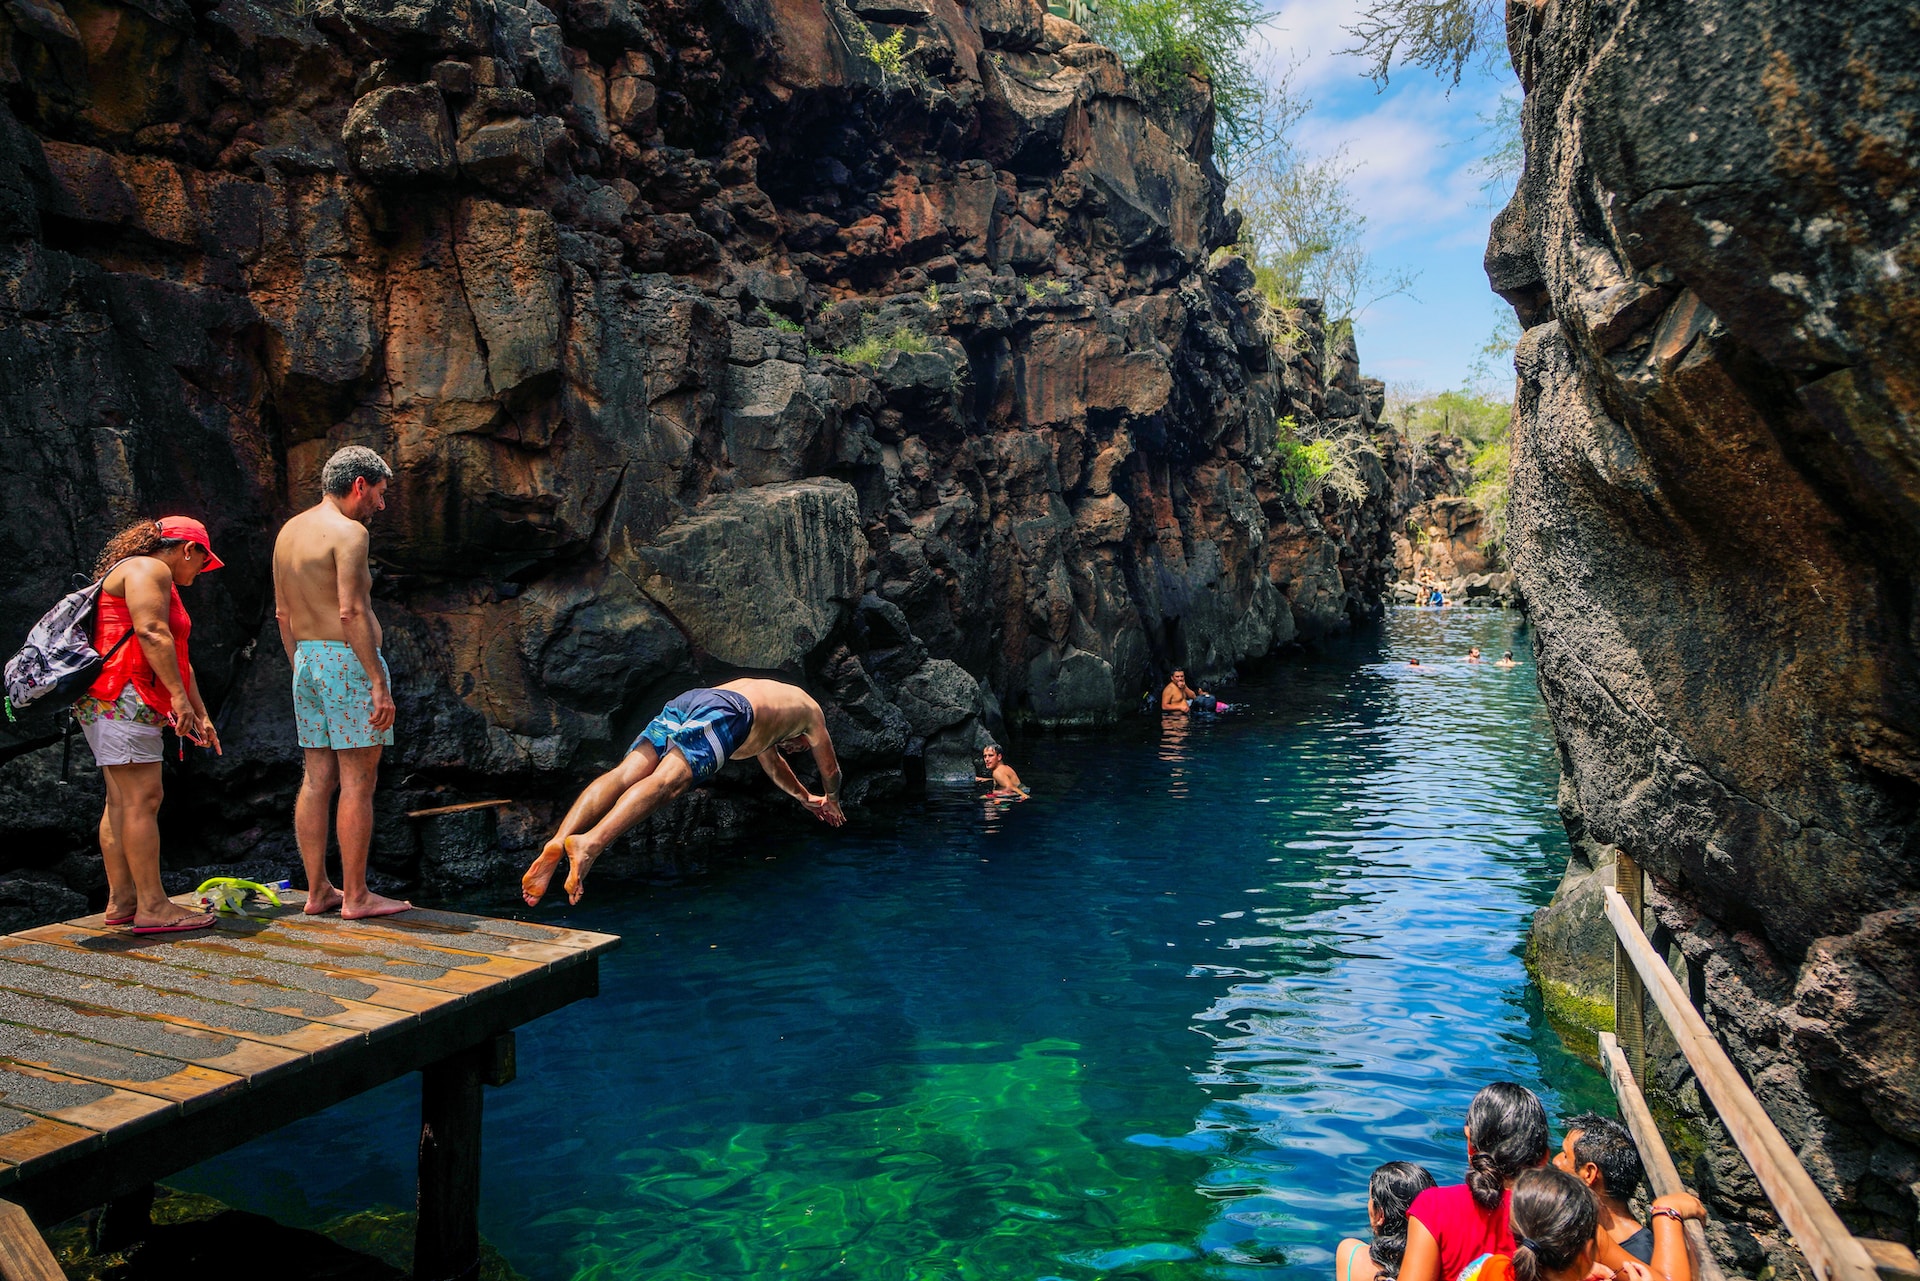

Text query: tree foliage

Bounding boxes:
[1339,0,1506,87]
[1088,0,1269,158]
[1470,93,1523,198]
[1226,78,1417,339]
[1389,384,1515,554]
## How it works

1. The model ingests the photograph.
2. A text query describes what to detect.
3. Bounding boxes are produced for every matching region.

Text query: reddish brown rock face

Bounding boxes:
[1499,0,1920,1257]
[0,0,1420,891]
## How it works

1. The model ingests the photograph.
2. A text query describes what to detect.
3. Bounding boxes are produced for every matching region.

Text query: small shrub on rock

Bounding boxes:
[835,326,931,366]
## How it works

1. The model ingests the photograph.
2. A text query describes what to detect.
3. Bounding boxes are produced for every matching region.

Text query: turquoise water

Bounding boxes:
[175,608,1608,1279]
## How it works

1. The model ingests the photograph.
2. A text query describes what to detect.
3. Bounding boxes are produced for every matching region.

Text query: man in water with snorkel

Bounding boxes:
[521,678,845,906]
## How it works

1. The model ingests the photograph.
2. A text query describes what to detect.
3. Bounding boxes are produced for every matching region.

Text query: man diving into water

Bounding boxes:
[521,678,846,906]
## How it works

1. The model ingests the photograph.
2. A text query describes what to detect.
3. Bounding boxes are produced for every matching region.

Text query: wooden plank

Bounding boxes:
[1614,854,1647,1085]
[2,952,600,1227]
[0,1062,177,1137]
[21,925,465,1017]
[1604,888,1881,1281]
[0,938,414,1036]
[0,986,302,1081]
[224,895,620,955]
[0,1198,63,1281]
[0,951,362,1057]
[255,910,584,966]
[187,929,536,996]
[1859,1239,1920,1281]
[1599,1031,1728,1281]
[0,1107,96,1173]
[407,799,512,818]
[0,1018,239,1106]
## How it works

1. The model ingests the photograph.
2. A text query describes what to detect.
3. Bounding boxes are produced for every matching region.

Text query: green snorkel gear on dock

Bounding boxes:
[193,877,290,916]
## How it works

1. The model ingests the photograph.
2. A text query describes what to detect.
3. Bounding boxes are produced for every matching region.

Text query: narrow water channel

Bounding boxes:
[176,608,1609,1280]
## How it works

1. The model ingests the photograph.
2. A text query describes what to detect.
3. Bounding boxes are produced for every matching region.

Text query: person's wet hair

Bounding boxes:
[1509,1166,1599,1281]
[1566,1113,1642,1200]
[1465,1082,1550,1209]
[1369,1160,1438,1281]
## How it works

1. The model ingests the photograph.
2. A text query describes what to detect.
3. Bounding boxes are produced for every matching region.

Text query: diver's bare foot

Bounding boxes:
[304,886,344,915]
[341,891,413,920]
[521,838,566,907]
[562,834,601,906]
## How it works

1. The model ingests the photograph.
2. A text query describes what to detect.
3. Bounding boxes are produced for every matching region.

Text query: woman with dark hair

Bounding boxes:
[1336,1161,1438,1281]
[1398,1083,1551,1281]
[75,517,225,933]
[1454,1167,1656,1281]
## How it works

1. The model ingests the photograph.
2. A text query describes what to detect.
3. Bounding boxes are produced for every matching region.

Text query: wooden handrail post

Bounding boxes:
[1603,887,1882,1281]
[1599,1032,1727,1281]
[1614,852,1647,1085]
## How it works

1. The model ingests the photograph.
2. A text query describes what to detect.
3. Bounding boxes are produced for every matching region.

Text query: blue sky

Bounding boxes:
[1247,1,1520,395]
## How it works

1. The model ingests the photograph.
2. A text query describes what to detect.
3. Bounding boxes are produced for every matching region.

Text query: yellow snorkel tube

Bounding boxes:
[193,877,286,916]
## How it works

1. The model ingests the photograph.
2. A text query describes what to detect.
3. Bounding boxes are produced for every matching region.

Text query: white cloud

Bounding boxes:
[1249,0,1371,91]
[1228,22,1521,389]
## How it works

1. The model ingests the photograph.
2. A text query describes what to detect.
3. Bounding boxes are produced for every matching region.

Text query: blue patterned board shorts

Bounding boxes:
[633,688,754,784]
[293,641,394,750]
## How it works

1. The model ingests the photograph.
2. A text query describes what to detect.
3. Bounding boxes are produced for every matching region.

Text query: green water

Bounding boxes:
[176,608,1607,1279]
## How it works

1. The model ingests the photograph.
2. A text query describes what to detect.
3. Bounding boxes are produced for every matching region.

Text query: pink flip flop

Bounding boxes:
[104,915,135,927]
[128,912,218,935]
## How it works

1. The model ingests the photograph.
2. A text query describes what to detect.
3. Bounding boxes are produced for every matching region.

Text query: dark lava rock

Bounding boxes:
[0,0,1447,905]
[1498,0,1920,1251]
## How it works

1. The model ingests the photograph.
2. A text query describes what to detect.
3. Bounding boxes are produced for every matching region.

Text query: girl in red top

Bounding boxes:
[74,517,225,933]
[1400,1083,1551,1281]
[1453,1167,1655,1281]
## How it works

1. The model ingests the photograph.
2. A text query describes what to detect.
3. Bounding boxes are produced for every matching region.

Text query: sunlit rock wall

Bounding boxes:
[1498,0,1920,1261]
[0,0,1418,899]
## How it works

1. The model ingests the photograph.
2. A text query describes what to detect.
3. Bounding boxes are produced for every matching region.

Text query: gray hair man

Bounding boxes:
[271,445,410,919]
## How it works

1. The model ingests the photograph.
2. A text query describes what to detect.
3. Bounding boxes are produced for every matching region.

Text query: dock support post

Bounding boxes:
[414,1033,514,1281]
[89,1183,154,1254]
[1614,852,1647,1085]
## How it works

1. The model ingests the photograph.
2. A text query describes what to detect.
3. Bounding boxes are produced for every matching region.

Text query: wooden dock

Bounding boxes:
[0,890,618,1281]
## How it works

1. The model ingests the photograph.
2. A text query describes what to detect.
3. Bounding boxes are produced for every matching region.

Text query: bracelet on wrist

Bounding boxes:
[1650,1207,1685,1225]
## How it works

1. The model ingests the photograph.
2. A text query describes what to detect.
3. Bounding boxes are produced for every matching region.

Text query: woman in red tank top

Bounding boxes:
[74,517,226,934]
[1401,1084,1551,1281]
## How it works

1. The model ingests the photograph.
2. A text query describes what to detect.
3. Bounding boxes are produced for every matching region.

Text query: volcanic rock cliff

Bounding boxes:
[0,0,1415,899]
[1498,0,1920,1261]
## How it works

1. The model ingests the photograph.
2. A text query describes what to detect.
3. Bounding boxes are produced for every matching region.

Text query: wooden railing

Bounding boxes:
[1603,866,1920,1281]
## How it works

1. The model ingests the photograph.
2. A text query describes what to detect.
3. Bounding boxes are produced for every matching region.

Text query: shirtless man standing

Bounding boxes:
[273,445,410,920]
[521,678,846,907]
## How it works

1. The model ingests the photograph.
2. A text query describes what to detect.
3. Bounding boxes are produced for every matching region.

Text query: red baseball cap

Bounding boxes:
[156,516,225,571]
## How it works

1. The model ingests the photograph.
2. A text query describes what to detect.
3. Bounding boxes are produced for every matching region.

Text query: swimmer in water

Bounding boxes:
[1496,650,1517,668]
[976,744,1029,798]
[1408,657,1423,669]
[1161,668,1210,713]
[1467,646,1482,663]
